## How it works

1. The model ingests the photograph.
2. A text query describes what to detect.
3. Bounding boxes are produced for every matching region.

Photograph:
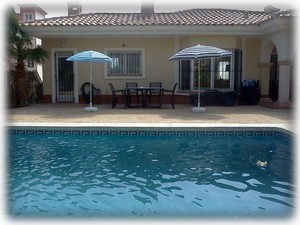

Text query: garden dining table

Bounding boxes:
[125,86,164,108]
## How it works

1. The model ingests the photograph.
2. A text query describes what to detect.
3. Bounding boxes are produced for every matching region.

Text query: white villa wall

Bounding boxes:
[43,37,175,98]
[261,29,293,62]
[42,35,270,103]
[259,27,294,104]
[243,38,261,81]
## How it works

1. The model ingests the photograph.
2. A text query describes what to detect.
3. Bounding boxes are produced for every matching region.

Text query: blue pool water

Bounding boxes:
[8,127,294,218]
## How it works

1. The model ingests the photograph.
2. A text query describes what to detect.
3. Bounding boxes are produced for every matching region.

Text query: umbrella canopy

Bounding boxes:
[67,50,112,112]
[169,44,232,112]
[67,50,113,62]
[169,44,232,61]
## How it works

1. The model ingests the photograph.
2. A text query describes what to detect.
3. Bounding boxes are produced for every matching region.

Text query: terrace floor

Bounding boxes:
[7,103,296,132]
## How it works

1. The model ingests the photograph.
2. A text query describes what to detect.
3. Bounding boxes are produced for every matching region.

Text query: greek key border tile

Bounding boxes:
[8,128,293,142]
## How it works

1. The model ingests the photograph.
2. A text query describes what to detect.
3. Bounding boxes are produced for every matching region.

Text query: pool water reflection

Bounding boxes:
[8,128,294,218]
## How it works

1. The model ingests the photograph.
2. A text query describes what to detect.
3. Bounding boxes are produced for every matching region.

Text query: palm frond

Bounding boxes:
[27,46,49,63]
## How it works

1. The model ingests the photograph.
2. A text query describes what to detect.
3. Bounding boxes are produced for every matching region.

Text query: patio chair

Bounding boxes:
[163,83,177,109]
[149,82,163,108]
[125,82,140,107]
[108,83,127,109]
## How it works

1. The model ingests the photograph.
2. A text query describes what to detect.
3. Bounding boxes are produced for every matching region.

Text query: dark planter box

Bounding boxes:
[240,79,260,104]
[223,91,238,106]
[190,90,237,107]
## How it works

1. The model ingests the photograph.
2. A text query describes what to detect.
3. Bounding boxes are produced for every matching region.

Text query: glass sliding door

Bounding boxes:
[179,60,190,91]
[178,49,242,92]
[193,59,211,91]
[214,56,231,90]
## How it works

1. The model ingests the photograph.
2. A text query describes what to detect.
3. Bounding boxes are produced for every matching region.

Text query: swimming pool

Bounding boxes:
[8,126,294,218]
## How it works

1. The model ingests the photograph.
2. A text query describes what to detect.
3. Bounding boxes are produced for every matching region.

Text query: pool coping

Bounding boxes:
[7,122,293,131]
[7,122,295,140]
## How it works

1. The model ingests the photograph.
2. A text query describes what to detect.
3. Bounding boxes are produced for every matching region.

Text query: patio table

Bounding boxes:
[125,87,164,108]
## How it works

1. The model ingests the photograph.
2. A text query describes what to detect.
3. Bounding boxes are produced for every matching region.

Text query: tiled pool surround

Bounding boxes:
[9,126,293,142]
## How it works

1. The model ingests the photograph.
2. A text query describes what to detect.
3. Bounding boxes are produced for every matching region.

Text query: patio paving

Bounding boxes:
[7,103,295,131]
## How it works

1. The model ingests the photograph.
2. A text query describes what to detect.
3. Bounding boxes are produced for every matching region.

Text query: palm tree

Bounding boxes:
[7,7,48,106]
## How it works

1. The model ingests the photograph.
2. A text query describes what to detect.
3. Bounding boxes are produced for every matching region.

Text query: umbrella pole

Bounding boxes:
[89,61,92,108]
[192,60,206,113]
[84,61,98,112]
[197,69,200,107]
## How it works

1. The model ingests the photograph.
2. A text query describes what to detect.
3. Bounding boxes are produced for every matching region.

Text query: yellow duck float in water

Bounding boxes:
[256,160,268,167]
[249,156,268,167]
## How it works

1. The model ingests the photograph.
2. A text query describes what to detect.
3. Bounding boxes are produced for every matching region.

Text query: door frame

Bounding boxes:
[269,53,278,101]
[51,48,78,103]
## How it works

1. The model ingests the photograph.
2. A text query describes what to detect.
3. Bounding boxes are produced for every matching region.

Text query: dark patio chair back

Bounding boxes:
[170,83,178,95]
[163,83,177,109]
[109,83,116,95]
[125,82,138,88]
[125,82,140,107]
[108,83,126,109]
[149,82,162,95]
[126,82,138,95]
[148,82,163,107]
[149,82,162,87]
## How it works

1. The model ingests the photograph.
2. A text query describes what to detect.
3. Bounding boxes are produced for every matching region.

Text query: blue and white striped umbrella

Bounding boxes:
[169,44,232,112]
[169,44,232,61]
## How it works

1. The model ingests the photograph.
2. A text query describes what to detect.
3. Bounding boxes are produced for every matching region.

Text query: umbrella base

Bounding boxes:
[192,106,206,113]
[84,106,98,112]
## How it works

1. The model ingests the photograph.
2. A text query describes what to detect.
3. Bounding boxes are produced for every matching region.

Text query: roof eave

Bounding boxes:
[21,25,263,38]
[260,17,295,34]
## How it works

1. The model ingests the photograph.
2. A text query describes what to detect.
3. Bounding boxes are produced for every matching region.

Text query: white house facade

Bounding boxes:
[20,2,295,107]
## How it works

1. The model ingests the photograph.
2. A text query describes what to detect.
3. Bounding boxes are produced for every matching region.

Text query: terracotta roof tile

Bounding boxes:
[20,8,295,27]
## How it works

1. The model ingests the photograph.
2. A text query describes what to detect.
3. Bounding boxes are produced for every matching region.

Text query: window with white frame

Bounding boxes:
[26,60,35,69]
[106,49,144,78]
[24,13,34,21]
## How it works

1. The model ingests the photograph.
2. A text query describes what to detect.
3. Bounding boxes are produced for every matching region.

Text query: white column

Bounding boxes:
[259,62,273,103]
[277,61,291,103]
